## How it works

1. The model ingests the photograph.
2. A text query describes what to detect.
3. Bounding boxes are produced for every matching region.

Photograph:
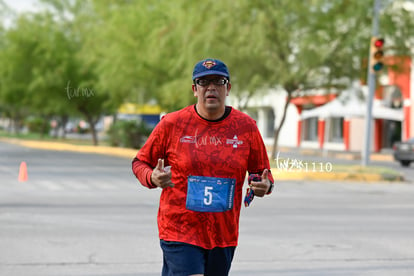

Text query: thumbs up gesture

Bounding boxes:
[151,159,174,189]
[250,169,271,197]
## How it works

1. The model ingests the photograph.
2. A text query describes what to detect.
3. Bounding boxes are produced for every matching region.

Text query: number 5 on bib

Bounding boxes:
[186,176,236,212]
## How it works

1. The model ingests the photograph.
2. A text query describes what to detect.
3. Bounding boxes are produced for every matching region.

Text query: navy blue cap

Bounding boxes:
[192,58,230,81]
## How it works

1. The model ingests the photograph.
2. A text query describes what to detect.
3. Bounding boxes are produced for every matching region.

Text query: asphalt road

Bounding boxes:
[1,142,414,276]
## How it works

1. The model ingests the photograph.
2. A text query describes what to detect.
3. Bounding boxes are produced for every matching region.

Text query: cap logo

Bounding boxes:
[202,60,216,69]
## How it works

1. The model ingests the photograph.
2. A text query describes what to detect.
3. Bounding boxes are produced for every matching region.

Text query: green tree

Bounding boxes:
[86,0,195,111]
[36,0,112,145]
[27,12,78,138]
[0,15,39,133]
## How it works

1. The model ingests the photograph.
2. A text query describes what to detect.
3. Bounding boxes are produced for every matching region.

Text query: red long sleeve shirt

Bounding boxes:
[132,105,273,249]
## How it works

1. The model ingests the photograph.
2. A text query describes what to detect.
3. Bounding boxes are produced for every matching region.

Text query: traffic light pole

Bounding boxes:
[362,0,381,166]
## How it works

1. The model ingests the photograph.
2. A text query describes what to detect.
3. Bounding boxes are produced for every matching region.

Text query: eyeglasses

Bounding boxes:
[195,78,228,87]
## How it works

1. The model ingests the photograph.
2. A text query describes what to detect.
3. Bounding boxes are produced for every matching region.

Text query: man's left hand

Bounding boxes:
[250,169,271,197]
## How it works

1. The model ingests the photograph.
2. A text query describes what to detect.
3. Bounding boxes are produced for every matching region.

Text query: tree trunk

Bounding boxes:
[85,114,99,146]
[271,91,292,159]
[90,124,98,146]
[79,106,100,146]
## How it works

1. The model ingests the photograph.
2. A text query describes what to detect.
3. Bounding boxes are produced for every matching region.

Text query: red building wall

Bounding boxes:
[386,56,411,140]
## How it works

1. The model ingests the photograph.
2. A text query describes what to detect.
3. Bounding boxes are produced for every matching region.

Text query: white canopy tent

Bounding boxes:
[300,88,403,121]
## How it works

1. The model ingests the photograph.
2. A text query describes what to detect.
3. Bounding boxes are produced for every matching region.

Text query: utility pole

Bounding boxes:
[362,0,381,166]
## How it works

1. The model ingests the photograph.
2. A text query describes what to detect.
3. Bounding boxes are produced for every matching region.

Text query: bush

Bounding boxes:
[25,117,50,135]
[107,120,152,149]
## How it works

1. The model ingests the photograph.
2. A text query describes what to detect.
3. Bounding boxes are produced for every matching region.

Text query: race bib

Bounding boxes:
[186,176,235,212]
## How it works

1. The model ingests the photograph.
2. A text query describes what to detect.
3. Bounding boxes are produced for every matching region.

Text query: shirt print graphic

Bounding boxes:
[180,129,243,149]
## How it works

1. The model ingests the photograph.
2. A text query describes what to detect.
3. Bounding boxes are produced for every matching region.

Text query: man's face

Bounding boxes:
[192,75,231,114]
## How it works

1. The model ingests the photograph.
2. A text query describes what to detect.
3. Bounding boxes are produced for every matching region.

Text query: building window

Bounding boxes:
[328,117,344,143]
[302,117,318,141]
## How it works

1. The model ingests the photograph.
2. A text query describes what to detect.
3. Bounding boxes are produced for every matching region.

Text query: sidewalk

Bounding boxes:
[1,137,403,182]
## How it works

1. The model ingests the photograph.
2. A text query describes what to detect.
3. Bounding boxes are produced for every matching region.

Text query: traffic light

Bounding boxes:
[370,37,385,73]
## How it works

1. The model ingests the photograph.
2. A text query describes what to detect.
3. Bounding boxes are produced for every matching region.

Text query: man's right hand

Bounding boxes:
[150,159,174,188]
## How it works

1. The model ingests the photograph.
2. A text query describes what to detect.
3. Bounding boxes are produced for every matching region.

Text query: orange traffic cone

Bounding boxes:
[18,161,28,182]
